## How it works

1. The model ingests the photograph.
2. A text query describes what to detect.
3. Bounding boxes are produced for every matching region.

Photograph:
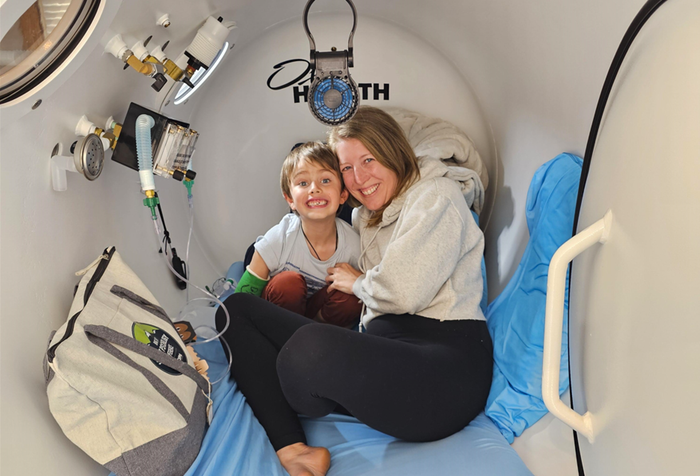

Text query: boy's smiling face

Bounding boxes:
[284,158,348,222]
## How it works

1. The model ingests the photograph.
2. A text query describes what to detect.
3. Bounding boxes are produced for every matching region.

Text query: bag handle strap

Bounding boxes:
[83,324,210,393]
[47,247,115,363]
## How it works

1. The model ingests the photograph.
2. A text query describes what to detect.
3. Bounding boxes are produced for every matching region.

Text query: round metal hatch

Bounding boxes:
[568,0,700,474]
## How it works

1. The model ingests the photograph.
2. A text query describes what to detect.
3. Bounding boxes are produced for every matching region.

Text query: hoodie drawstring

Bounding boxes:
[357,225,382,332]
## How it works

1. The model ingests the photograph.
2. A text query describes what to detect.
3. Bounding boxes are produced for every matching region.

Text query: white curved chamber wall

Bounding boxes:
[0,1,649,476]
[570,0,700,473]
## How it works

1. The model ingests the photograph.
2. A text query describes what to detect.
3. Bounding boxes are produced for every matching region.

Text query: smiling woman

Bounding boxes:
[329,106,421,229]
[334,138,398,214]
[215,107,491,476]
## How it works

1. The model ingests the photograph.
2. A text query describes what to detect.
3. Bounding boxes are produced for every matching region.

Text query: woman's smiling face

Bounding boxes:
[336,138,398,211]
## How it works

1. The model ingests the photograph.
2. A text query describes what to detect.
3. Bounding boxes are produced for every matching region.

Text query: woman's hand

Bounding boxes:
[326,263,362,294]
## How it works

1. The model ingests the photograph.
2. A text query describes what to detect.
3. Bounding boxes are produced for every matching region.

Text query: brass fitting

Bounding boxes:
[104,123,123,149]
[145,189,156,199]
[101,131,117,149]
[126,54,155,76]
[163,59,184,82]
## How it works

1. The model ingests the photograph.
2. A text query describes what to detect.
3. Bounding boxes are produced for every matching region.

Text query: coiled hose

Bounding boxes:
[135,114,156,192]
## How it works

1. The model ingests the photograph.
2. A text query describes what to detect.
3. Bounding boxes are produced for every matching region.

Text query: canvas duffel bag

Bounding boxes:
[43,246,211,476]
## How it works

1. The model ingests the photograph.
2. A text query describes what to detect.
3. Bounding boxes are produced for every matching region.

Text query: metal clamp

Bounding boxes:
[303,0,357,68]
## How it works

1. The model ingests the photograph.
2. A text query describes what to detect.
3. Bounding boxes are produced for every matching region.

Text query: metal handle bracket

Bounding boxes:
[303,0,357,67]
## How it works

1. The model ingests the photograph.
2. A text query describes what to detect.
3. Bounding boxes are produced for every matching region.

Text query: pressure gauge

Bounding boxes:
[50,133,107,192]
[72,133,105,181]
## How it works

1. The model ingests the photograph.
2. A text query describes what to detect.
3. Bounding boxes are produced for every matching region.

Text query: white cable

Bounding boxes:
[157,79,179,114]
[179,296,217,312]
[185,196,194,303]
[151,206,233,384]
[152,218,230,343]
[152,218,232,383]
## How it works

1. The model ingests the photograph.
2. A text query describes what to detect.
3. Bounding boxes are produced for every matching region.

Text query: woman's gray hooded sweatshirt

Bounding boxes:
[352,156,486,329]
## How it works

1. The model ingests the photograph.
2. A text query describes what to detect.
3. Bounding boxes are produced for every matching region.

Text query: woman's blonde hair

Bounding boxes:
[328,106,420,226]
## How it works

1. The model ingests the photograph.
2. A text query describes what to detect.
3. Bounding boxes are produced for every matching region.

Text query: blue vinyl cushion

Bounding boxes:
[484,153,582,443]
[186,338,531,476]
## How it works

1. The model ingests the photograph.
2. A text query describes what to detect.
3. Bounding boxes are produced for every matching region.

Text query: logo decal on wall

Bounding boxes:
[267,59,390,104]
[132,323,186,375]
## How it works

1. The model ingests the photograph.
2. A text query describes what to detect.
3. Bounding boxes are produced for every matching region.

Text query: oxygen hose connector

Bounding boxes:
[184,178,194,198]
[135,114,159,219]
[143,190,159,220]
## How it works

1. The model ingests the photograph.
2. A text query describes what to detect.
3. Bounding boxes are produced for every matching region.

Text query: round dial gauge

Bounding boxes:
[74,133,104,181]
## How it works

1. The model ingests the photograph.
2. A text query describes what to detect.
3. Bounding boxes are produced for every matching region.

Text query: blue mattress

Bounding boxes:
[173,338,532,476]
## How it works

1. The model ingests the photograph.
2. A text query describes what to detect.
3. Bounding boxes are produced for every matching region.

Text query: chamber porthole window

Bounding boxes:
[0,0,100,104]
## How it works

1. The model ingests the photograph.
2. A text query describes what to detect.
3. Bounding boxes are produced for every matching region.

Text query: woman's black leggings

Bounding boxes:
[215,293,493,451]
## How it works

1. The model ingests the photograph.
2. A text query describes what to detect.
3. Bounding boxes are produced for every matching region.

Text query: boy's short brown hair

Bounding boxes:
[280,141,343,199]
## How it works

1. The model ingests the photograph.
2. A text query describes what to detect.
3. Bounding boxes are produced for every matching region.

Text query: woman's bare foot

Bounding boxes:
[277,442,331,476]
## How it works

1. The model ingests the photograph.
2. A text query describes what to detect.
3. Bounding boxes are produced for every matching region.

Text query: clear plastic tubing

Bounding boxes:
[135,114,156,192]
[152,219,232,383]
[185,194,194,303]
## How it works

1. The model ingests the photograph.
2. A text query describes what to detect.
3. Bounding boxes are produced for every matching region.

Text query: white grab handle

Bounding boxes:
[542,209,612,444]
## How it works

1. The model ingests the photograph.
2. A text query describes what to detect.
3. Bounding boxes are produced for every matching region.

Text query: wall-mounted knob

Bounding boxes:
[157,14,171,28]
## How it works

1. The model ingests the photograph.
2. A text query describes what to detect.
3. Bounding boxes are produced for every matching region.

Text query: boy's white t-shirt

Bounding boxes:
[255,214,361,297]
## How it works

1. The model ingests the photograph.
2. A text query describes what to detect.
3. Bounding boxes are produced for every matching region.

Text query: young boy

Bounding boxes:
[234,141,362,328]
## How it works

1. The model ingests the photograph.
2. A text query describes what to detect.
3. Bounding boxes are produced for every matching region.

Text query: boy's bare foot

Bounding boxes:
[277,442,331,476]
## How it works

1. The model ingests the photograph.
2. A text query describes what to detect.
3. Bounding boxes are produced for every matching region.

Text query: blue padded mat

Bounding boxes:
[179,341,531,476]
